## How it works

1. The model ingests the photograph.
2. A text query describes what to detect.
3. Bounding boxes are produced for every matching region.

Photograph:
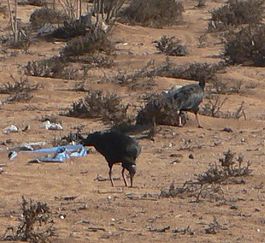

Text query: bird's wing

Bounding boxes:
[172,84,204,110]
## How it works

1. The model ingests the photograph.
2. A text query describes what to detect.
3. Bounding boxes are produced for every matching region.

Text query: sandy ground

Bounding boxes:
[0,1,265,242]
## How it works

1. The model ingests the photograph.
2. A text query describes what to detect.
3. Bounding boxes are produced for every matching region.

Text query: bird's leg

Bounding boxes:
[130,173,134,188]
[195,112,203,128]
[121,167,128,187]
[178,111,183,127]
[108,164,114,187]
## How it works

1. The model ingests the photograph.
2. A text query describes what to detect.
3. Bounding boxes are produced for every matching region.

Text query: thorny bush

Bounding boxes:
[64,90,130,125]
[121,0,184,27]
[208,0,265,31]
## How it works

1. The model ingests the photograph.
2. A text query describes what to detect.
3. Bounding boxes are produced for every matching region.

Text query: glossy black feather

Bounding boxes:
[81,131,141,166]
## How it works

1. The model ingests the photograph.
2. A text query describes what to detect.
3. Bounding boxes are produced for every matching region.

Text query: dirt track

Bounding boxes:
[0,1,265,242]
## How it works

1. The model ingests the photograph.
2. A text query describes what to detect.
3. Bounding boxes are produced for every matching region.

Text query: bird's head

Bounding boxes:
[123,163,136,187]
[199,80,206,90]
[79,132,101,147]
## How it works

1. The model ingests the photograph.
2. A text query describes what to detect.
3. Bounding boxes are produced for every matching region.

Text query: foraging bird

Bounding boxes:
[80,130,141,187]
[166,80,205,127]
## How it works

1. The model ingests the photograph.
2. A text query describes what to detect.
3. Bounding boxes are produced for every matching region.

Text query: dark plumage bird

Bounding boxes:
[80,130,141,187]
[166,80,205,127]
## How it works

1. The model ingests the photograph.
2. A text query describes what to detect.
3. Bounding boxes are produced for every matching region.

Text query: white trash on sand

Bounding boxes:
[41,121,63,130]
[3,125,19,134]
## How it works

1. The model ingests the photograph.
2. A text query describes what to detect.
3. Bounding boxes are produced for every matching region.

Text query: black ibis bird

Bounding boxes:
[79,130,141,187]
[166,80,205,127]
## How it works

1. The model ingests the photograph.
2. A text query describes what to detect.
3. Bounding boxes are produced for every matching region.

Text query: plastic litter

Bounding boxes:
[3,125,18,134]
[8,151,18,160]
[41,121,63,130]
[29,144,88,163]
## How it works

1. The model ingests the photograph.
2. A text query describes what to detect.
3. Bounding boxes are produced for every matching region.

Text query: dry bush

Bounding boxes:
[223,25,265,66]
[154,36,188,56]
[200,95,227,117]
[67,53,113,67]
[161,150,252,202]
[210,79,242,94]
[60,28,112,57]
[2,92,33,104]
[136,93,187,126]
[25,57,66,78]
[26,54,112,79]
[19,0,47,6]
[196,0,206,8]
[100,60,225,90]
[25,57,87,80]
[208,0,265,31]
[92,0,126,25]
[100,60,156,89]
[205,217,227,234]
[0,75,40,94]
[2,196,55,242]
[30,7,69,28]
[200,95,246,119]
[0,75,40,104]
[51,16,90,39]
[121,0,184,27]
[64,90,130,125]
[158,60,225,82]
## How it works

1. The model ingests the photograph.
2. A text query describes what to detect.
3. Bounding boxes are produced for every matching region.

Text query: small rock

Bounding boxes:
[230,205,238,210]
[189,154,194,159]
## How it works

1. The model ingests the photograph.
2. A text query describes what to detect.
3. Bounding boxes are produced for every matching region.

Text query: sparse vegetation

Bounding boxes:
[208,0,265,31]
[161,150,252,202]
[25,57,90,80]
[154,36,188,56]
[196,0,206,8]
[158,61,225,82]
[51,16,90,39]
[205,217,227,234]
[223,25,265,66]
[30,7,69,28]
[121,0,184,27]
[2,196,55,242]
[60,28,112,57]
[200,95,246,119]
[64,90,131,125]
[210,79,243,94]
[0,75,40,94]
[0,75,40,104]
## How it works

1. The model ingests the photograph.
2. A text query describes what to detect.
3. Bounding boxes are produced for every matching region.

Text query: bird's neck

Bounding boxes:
[199,81,205,90]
